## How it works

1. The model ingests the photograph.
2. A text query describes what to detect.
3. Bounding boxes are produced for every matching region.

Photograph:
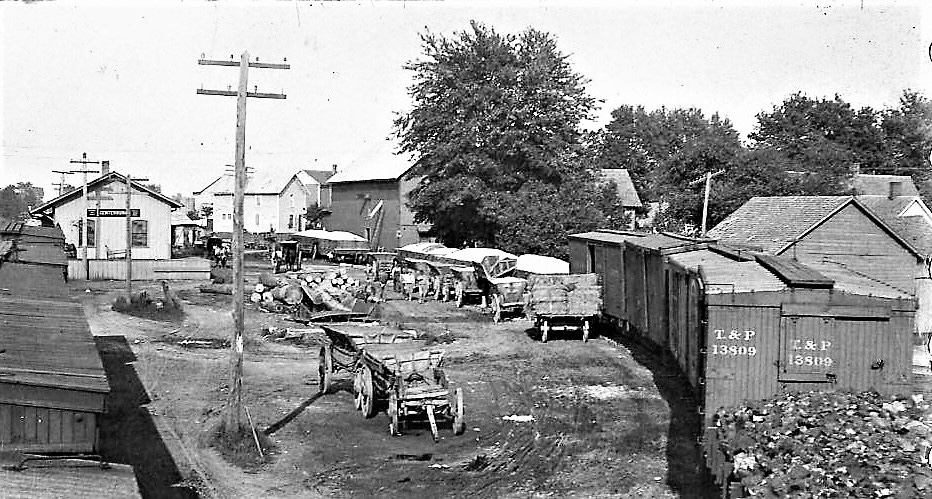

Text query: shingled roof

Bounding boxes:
[600,169,642,208]
[707,195,929,258]
[852,173,919,197]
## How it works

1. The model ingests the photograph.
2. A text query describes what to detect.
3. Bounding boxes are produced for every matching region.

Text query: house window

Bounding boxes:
[587,244,596,273]
[255,214,260,225]
[288,214,294,229]
[132,220,148,247]
[78,219,96,247]
[255,196,260,206]
[290,194,294,208]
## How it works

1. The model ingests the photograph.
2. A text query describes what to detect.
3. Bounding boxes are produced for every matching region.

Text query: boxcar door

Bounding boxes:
[778,315,838,384]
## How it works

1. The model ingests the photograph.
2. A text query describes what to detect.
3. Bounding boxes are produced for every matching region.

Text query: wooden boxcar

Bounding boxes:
[569,230,915,496]
[0,223,110,454]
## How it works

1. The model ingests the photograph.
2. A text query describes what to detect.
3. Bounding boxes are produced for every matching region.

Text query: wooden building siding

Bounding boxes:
[328,180,422,251]
[49,179,173,260]
[68,258,210,281]
[0,403,98,453]
[780,203,922,294]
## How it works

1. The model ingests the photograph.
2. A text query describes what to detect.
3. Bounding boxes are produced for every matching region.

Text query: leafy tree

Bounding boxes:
[200,205,214,219]
[143,183,162,193]
[186,209,201,220]
[880,90,932,201]
[395,21,610,250]
[0,182,44,223]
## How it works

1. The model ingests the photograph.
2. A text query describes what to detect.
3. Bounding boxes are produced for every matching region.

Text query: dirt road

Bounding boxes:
[77,262,718,498]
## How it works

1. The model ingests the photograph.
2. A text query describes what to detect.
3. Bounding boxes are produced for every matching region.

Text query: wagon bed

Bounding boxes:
[317,323,464,440]
[525,273,602,342]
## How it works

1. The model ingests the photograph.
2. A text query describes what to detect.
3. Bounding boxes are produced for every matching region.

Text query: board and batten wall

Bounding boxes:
[51,179,173,260]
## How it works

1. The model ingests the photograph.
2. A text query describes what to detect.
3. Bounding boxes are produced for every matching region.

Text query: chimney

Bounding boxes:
[889,181,902,199]
[101,160,110,175]
[332,164,338,174]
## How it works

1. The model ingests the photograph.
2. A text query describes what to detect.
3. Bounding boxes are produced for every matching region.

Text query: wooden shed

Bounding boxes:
[0,223,110,453]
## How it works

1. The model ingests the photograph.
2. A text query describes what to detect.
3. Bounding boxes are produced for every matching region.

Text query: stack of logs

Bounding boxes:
[252,270,369,314]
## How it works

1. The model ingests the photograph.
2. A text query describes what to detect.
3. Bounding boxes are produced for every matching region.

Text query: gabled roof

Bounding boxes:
[600,169,642,207]
[302,169,337,185]
[857,195,932,256]
[852,173,919,197]
[707,196,924,258]
[327,149,416,184]
[209,169,307,195]
[32,171,182,213]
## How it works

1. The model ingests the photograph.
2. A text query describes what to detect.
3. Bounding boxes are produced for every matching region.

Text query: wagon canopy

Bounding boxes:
[291,229,369,253]
[516,254,569,275]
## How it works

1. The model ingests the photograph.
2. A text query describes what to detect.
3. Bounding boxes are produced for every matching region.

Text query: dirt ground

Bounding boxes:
[75,260,719,499]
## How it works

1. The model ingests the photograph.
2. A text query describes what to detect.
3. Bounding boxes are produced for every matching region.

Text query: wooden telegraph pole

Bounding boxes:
[69,153,101,280]
[198,52,288,435]
[125,174,148,297]
[688,169,725,237]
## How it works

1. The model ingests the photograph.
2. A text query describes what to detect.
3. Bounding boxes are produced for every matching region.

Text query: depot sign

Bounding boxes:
[87,209,140,217]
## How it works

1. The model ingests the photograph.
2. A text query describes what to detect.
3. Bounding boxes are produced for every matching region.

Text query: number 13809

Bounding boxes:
[710,344,757,357]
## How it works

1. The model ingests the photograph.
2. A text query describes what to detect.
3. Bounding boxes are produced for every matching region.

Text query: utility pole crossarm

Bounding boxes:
[199,58,290,70]
[197,89,287,99]
[687,169,726,237]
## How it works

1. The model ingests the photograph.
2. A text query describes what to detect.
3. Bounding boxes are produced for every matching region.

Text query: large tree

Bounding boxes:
[0,182,44,224]
[395,21,611,250]
[880,90,932,202]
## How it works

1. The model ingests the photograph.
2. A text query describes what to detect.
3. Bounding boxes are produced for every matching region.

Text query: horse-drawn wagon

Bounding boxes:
[317,324,465,440]
[524,273,602,342]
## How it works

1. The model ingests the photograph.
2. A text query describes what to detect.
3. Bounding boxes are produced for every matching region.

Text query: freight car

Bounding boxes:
[569,230,915,497]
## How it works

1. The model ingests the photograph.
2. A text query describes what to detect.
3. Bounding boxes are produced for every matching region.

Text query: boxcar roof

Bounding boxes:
[569,230,702,249]
[807,262,913,299]
[667,249,787,294]
[0,456,140,498]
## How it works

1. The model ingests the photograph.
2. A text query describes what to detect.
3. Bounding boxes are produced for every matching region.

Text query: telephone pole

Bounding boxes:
[125,174,148,298]
[52,170,73,197]
[688,169,725,237]
[198,51,288,435]
[69,153,101,280]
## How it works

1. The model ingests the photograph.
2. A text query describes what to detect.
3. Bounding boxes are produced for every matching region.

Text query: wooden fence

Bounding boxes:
[68,258,211,281]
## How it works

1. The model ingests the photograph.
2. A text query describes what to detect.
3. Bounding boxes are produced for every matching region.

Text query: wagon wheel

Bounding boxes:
[582,319,591,343]
[318,346,333,394]
[455,286,464,308]
[353,369,363,411]
[388,388,400,436]
[540,320,550,343]
[492,295,502,323]
[452,387,465,436]
[359,365,377,419]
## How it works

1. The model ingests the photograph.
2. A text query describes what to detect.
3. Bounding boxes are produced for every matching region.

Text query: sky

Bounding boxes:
[2,0,930,201]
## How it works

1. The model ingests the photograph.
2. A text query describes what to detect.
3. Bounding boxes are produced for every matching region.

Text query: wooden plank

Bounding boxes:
[24,405,37,442]
[36,407,49,445]
[0,403,11,443]
[49,408,62,443]
[61,409,73,444]
[11,404,25,443]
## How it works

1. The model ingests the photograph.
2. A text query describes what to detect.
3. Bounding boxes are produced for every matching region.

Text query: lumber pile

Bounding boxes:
[251,270,375,316]
[712,390,932,498]
[524,273,602,317]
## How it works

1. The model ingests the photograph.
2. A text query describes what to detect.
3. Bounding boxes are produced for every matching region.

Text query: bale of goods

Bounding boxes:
[711,390,932,498]
[525,273,602,317]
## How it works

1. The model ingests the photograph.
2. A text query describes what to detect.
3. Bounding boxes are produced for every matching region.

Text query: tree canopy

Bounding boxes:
[0,183,44,224]
[395,21,621,255]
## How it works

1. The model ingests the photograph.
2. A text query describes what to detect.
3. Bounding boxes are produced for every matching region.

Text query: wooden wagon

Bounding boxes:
[366,251,397,283]
[317,324,465,440]
[524,273,602,342]
[488,276,528,323]
[450,265,486,307]
[427,261,457,302]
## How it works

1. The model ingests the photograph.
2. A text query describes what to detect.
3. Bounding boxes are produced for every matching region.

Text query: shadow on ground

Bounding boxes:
[605,327,719,499]
[96,335,199,499]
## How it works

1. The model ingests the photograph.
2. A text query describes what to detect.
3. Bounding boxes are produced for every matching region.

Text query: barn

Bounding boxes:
[325,150,429,251]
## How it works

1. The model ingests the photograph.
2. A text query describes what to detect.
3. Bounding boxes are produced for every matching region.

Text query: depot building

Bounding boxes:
[32,169,182,261]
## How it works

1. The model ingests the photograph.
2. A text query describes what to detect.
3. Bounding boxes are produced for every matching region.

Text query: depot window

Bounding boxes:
[78,219,96,247]
[132,220,148,247]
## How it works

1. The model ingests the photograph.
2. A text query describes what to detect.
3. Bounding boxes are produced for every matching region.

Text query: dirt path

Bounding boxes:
[77,265,718,498]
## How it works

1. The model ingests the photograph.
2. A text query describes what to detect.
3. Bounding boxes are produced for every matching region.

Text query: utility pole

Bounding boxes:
[198,51,288,435]
[125,173,148,298]
[688,169,725,237]
[52,170,73,197]
[69,153,100,280]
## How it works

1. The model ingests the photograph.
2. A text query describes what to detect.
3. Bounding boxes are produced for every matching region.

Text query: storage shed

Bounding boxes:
[0,223,110,453]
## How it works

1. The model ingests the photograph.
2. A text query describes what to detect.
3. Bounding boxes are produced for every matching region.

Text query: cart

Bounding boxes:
[274,240,301,273]
[317,324,465,441]
[427,262,457,302]
[451,265,487,307]
[488,277,529,323]
[366,251,397,283]
[524,273,602,342]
